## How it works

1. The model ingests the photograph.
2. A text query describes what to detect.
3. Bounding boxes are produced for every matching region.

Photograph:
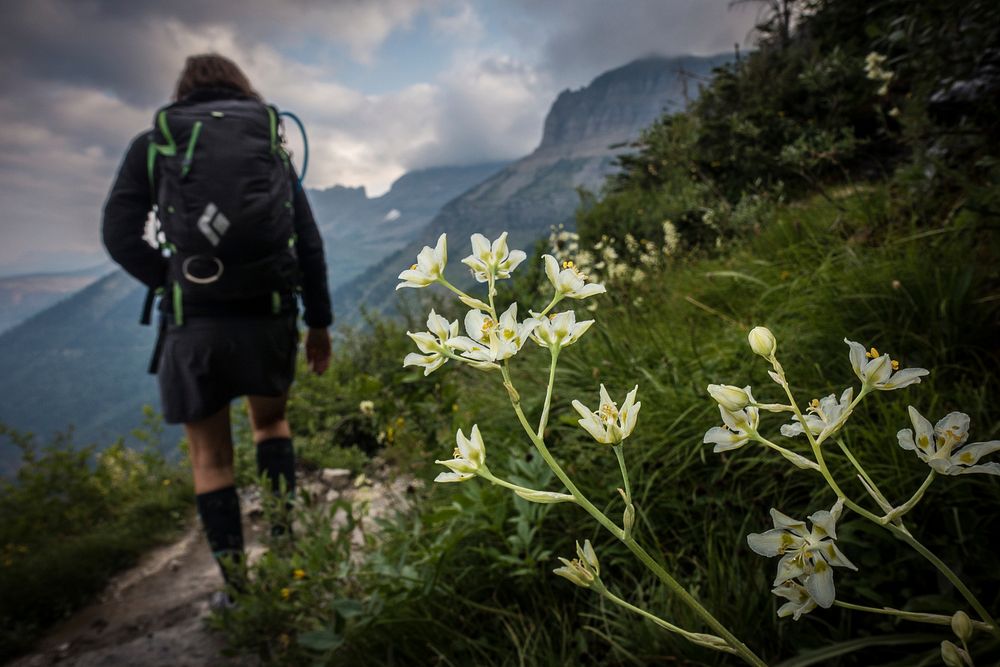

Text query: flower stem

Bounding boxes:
[613,444,631,503]
[538,293,563,318]
[500,365,766,666]
[834,437,893,511]
[438,276,481,307]
[885,471,935,523]
[884,524,999,638]
[479,469,575,503]
[598,587,736,655]
[833,600,993,634]
[536,348,559,438]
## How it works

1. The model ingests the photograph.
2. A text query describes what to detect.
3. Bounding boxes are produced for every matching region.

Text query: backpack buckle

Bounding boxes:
[182,255,224,284]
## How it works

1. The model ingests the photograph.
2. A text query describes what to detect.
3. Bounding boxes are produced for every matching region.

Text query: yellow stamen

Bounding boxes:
[866,347,880,359]
[599,403,619,424]
[409,263,417,271]
[480,317,496,338]
[809,398,820,409]
[891,359,899,370]
[562,260,575,269]
[453,447,461,457]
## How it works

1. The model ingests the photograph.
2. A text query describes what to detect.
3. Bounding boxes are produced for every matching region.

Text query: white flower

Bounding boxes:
[461,232,527,283]
[897,407,1000,476]
[553,539,600,588]
[531,310,594,349]
[780,388,853,441]
[358,400,375,416]
[771,581,818,621]
[748,326,777,358]
[707,384,751,412]
[571,385,641,445]
[747,499,857,609]
[845,339,928,391]
[543,254,606,299]
[450,304,539,363]
[403,310,459,376]
[396,233,447,289]
[434,425,487,483]
[703,404,760,452]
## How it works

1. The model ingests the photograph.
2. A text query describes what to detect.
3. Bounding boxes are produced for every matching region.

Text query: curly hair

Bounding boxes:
[174,53,260,101]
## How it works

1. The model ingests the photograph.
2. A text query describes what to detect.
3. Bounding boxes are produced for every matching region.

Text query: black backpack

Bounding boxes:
[146,96,299,324]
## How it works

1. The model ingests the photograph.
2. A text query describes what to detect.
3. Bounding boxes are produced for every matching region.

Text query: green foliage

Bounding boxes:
[0,409,191,661]
[216,186,1000,665]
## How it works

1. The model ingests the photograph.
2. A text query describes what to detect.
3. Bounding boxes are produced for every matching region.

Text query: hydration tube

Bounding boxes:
[279,110,309,185]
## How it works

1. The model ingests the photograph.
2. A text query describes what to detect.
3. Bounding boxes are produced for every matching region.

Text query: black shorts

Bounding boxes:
[157,315,299,424]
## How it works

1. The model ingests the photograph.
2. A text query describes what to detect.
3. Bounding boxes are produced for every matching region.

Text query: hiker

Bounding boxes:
[101,54,332,603]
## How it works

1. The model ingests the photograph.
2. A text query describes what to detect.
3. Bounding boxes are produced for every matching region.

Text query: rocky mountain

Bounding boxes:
[0,265,111,333]
[333,54,731,318]
[312,162,507,292]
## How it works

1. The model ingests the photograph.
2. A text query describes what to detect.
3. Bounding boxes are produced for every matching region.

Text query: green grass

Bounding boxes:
[217,186,1000,665]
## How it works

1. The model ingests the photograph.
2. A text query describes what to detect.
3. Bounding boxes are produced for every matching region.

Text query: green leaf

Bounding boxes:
[774,633,940,667]
[331,598,364,619]
[298,629,344,652]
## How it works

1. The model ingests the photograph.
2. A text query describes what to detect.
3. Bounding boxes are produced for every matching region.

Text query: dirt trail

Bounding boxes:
[9,467,417,667]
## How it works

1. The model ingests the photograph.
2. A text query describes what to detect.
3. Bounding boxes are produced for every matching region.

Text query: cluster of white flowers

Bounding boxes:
[396,231,625,500]
[747,499,857,619]
[545,222,680,289]
[703,324,1000,635]
[864,51,894,96]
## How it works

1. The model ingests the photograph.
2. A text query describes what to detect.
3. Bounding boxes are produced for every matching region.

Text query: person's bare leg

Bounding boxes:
[247,393,290,444]
[185,405,234,493]
[185,405,244,591]
[248,394,295,536]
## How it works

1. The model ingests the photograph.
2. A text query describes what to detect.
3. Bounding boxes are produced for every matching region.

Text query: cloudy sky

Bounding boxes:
[0,0,756,274]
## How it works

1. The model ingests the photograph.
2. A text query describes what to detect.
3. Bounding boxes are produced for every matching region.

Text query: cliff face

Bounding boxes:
[334,53,732,319]
[537,55,731,157]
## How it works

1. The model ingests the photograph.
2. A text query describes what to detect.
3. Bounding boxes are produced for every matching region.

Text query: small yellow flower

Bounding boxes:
[280,587,291,600]
[162,479,171,486]
[293,568,306,580]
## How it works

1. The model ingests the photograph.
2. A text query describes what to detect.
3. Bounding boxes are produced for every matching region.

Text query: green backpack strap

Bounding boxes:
[146,110,178,201]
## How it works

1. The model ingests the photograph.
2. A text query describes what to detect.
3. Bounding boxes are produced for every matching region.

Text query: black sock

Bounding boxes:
[256,437,296,536]
[196,485,245,589]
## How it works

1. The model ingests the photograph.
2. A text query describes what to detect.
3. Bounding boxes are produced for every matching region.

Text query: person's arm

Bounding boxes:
[102,132,167,288]
[291,179,333,329]
[291,176,333,374]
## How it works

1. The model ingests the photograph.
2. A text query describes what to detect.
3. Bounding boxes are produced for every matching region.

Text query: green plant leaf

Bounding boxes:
[331,598,363,619]
[298,629,344,652]
[774,633,940,667]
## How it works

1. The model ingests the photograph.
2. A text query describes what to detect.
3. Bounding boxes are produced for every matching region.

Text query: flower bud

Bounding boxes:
[748,326,777,358]
[623,503,635,537]
[940,640,968,667]
[513,488,575,504]
[951,610,973,642]
[707,384,751,412]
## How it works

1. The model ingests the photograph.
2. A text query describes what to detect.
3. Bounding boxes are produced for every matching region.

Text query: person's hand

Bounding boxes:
[305,327,331,375]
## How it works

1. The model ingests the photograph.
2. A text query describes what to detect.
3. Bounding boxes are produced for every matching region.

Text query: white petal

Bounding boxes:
[819,541,857,571]
[433,233,447,267]
[773,552,806,586]
[866,354,892,385]
[569,283,606,299]
[747,529,797,557]
[470,233,491,260]
[491,232,509,260]
[951,462,1000,476]
[467,424,486,467]
[703,426,743,451]
[434,471,473,483]
[435,457,478,475]
[907,406,936,456]
[844,339,867,381]
[770,508,807,535]
[879,367,928,390]
[804,559,836,608]
[952,440,1000,467]
[464,309,489,342]
[543,254,560,287]
[934,412,971,446]
[807,508,838,540]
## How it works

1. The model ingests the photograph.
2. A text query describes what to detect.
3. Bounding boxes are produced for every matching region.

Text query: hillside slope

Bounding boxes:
[333,54,731,318]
